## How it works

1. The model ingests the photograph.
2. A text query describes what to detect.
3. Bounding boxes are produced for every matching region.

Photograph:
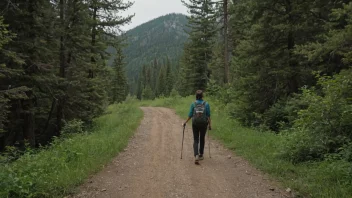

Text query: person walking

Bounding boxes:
[183,90,211,164]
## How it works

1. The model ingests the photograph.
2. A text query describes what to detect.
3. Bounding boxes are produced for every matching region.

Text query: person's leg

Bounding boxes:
[192,125,200,157]
[199,126,207,157]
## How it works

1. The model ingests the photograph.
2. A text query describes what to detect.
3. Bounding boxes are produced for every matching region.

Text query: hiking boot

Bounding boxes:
[195,155,200,164]
[199,155,204,160]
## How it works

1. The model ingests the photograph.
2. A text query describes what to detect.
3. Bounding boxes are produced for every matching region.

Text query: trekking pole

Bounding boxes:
[180,124,186,159]
[208,125,211,158]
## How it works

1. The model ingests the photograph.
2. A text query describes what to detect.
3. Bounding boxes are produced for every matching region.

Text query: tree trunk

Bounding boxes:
[60,0,66,78]
[44,98,57,134]
[23,110,35,147]
[57,0,66,136]
[223,0,229,84]
[89,6,98,78]
[286,0,298,93]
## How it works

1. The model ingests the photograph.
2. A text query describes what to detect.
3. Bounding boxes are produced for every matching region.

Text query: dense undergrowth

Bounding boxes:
[0,101,143,198]
[141,92,352,198]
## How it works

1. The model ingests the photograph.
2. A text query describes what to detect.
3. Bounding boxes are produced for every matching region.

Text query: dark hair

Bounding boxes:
[196,90,203,100]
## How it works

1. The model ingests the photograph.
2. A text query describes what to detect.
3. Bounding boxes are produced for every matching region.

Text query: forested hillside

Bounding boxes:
[120,13,188,95]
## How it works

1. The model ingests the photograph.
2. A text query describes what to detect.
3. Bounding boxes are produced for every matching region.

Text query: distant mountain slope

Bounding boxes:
[123,13,189,82]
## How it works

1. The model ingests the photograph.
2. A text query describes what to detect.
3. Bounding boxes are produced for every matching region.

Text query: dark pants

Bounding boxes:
[192,125,207,157]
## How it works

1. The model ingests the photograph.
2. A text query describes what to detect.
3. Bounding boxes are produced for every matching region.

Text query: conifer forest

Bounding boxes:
[1,0,352,197]
[0,0,131,150]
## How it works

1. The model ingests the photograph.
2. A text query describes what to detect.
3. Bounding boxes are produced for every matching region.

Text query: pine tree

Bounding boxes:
[178,42,194,96]
[295,2,352,74]
[156,66,167,97]
[0,0,59,145]
[150,58,158,93]
[142,85,155,100]
[112,47,128,103]
[208,42,225,85]
[165,57,173,96]
[180,0,218,93]
[222,0,229,83]
[0,17,25,135]
[0,0,133,149]
[88,0,133,77]
[226,0,346,126]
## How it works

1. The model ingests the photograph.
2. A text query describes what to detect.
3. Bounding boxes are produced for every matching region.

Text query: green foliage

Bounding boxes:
[142,86,155,100]
[281,69,352,163]
[0,0,132,150]
[156,66,167,96]
[208,42,225,85]
[295,2,352,74]
[0,16,25,134]
[179,0,218,93]
[135,57,177,99]
[61,119,85,135]
[0,17,14,48]
[165,58,174,96]
[205,0,352,138]
[261,94,309,131]
[206,79,222,96]
[0,102,143,198]
[222,0,348,129]
[111,46,128,104]
[170,89,180,98]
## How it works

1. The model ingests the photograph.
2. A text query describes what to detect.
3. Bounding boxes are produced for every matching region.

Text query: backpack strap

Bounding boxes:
[192,102,197,117]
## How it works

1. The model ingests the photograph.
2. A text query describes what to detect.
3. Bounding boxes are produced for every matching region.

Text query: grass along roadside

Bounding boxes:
[141,96,352,198]
[0,101,143,198]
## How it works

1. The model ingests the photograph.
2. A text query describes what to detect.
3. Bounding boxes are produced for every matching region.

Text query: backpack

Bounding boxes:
[192,101,208,127]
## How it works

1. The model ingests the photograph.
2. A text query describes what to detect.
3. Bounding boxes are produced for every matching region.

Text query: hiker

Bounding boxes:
[183,90,211,164]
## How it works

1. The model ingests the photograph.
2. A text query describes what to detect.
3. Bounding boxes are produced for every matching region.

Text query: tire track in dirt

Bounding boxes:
[72,107,290,198]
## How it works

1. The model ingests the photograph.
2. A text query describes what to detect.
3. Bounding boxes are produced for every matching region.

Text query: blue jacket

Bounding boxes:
[188,99,211,118]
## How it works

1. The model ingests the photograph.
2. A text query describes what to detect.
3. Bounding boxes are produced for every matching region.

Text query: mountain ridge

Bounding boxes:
[126,12,187,31]
[122,13,189,90]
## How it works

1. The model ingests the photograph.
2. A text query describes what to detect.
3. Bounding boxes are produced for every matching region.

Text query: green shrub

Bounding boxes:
[227,98,257,127]
[170,88,180,98]
[262,94,309,132]
[281,69,352,163]
[62,119,85,135]
[206,79,221,96]
[125,94,138,103]
[142,86,155,100]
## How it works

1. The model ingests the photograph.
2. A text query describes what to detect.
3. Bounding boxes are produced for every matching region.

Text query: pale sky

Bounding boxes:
[122,0,189,31]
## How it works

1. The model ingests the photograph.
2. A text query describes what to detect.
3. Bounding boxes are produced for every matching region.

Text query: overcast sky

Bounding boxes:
[121,0,189,31]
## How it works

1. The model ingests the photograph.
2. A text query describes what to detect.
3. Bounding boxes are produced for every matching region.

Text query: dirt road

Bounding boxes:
[73,107,289,198]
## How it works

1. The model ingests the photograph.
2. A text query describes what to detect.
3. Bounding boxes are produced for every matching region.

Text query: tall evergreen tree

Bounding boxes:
[0,0,133,150]
[156,65,167,96]
[208,42,225,85]
[88,0,133,77]
[112,47,128,103]
[165,57,173,96]
[0,17,26,136]
[222,0,230,83]
[295,2,352,74]
[180,0,218,93]
[0,0,59,146]
[226,0,346,126]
